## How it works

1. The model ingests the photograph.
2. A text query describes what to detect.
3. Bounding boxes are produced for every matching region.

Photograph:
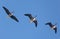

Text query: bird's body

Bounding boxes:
[45,22,57,34]
[30,18,36,22]
[3,6,19,22]
[24,14,37,27]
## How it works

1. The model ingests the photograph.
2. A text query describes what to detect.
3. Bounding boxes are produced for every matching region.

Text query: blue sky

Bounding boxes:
[0,0,60,39]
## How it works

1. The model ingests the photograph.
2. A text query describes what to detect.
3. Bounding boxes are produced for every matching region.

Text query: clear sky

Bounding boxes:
[0,0,60,39]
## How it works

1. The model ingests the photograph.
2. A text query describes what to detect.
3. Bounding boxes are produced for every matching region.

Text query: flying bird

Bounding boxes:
[24,14,37,27]
[3,6,19,22]
[45,22,57,34]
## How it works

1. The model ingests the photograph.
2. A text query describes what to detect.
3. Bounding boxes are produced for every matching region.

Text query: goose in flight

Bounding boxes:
[3,6,19,22]
[45,22,57,34]
[24,14,37,27]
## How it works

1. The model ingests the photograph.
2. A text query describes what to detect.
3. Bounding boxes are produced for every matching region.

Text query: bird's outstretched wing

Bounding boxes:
[3,6,19,22]
[45,22,53,27]
[33,20,37,27]
[24,14,33,19]
[54,27,57,34]
[10,15,19,22]
[3,6,10,15]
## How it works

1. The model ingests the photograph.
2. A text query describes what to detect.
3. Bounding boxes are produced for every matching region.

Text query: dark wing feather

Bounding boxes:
[45,22,53,27]
[24,14,33,19]
[3,6,10,15]
[54,27,57,34]
[33,20,37,27]
[10,15,19,22]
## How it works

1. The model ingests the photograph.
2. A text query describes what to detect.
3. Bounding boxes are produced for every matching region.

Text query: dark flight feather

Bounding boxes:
[45,22,53,27]
[10,15,19,22]
[54,27,57,34]
[24,14,34,19]
[33,20,37,27]
[3,6,10,15]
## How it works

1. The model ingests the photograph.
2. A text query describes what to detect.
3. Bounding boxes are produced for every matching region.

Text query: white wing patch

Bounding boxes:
[30,18,36,23]
[51,26,56,30]
[33,18,36,21]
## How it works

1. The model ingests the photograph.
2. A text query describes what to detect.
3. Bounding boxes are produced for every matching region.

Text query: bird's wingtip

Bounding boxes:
[24,14,26,15]
[2,6,5,7]
[55,31,57,34]
[2,6,6,9]
[55,28,57,34]
[35,24,37,28]
[45,23,48,25]
[45,22,51,25]
[16,19,19,22]
[24,13,27,15]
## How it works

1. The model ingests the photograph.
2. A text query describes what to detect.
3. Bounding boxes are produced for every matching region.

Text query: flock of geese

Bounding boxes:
[2,6,57,34]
